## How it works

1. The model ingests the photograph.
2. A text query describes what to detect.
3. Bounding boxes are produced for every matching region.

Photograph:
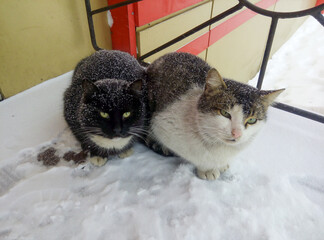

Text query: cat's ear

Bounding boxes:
[205,68,227,92]
[82,80,99,102]
[260,88,285,106]
[129,79,143,94]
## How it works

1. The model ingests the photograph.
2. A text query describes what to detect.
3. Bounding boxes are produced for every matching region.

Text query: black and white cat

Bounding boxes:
[64,50,147,166]
[146,52,284,180]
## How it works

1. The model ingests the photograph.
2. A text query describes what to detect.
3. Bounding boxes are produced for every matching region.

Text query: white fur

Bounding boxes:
[90,135,132,150]
[150,87,265,180]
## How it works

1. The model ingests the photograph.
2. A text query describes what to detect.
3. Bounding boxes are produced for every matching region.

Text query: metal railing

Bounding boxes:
[85,0,324,123]
[85,0,142,51]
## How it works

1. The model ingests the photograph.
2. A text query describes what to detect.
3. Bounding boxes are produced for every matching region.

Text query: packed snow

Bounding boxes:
[1,15,324,240]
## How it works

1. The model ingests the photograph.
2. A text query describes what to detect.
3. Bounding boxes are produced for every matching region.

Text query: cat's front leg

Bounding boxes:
[118,148,133,158]
[90,156,108,167]
[196,163,229,180]
[146,135,173,157]
[197,168,221,180]
[219,164,229,173]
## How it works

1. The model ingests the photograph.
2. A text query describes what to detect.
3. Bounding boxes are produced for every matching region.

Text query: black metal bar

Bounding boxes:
[239,0,324,19]
[91,0,142,15]
[138,2,244,61]
[273,102,324,124]
[256,17,278,90]
[85,0,101,51]
[0,88,4,101]
[312,11,324,27]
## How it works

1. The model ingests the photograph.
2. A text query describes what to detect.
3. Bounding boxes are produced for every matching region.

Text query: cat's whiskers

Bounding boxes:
[129,131,148,144]
[129,129,150,143]
[130,126,150,134]
[199,126,228,135]
[130,129,150,135]
[79,129,102,135]
[129,125,150,141]
[75,127,103,136]
[139,117,151,121]
[199,127,230,143]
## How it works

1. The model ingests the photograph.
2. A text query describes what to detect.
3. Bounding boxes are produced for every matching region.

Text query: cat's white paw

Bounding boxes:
[118,148,133,159]
[219,164,229,173]
[89,156,108,167]
[197,169,220,180]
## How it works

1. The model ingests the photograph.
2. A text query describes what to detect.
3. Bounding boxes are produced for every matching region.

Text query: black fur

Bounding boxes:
[64,50,147,158]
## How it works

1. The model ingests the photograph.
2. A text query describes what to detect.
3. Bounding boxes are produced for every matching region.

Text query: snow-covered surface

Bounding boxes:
[250,16,324,115]
[0,71,73,160]
[1,17,324,240]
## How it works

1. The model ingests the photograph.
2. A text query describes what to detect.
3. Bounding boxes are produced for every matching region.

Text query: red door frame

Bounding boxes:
[108,0,137,57]
[316,0,324,13]
[108,0,204,57]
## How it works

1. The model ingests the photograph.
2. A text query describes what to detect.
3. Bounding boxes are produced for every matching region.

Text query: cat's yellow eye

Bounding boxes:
[246,117,257,125]
[219,109,231,119]
[100,112,109,119]
[123,112,131,119]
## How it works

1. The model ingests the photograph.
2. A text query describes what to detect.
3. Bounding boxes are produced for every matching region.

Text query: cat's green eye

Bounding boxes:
[219,109,231,119]
[100,112,109,119]
[246,117,257,125]
[123,112,131,119]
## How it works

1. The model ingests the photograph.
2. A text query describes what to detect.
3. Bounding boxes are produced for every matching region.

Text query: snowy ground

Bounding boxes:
[1,16,324,240]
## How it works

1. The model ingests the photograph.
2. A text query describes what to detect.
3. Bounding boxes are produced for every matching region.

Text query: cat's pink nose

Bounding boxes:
[231,129,242,139]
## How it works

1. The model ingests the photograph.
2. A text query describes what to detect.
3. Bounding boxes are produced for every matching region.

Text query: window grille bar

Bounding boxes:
[256,17,278,90]
[273,103,324,123]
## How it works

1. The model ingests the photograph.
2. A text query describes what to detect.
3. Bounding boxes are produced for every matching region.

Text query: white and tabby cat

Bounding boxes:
[146,52,284,180]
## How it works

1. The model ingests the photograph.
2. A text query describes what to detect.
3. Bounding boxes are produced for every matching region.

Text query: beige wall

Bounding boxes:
[0,0,111,98]
[137,0,316,83]
[206,0,271,82]
[137,0,212,63]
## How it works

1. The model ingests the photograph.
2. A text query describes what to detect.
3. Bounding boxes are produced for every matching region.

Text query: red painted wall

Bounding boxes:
[316,0,324,6]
